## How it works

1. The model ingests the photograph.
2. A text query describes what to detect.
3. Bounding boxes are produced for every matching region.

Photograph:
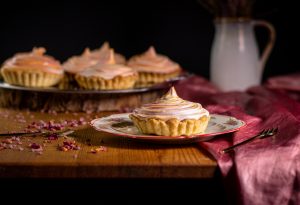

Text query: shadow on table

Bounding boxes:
[73,127,217,155]
[15,127,227,204]
[0,173,228,205]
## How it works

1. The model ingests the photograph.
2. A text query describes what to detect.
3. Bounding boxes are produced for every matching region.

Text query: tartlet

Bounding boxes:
[1,47,63,87]
[89,41,126,64]
[62,42,126,87]
[75,49,137,90]
[127,46,182,86]
[130,87,210,136]
[62,48,102,87]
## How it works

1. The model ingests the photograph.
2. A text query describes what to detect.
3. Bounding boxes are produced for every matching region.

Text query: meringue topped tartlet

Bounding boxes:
[62,42,126,88]
[127,46,182,86]
[63,48,101,76]
[130,87,210,136]
[75,49,137,90]
[64,42,126,74]
[1,47,63,87]
[89,41,126,64]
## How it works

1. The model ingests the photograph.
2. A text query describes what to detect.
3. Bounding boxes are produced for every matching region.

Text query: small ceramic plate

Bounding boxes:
[90,113,246,143]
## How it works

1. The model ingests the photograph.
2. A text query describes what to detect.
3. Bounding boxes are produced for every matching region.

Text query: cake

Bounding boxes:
[127,46,182,86]
[1,47,63,87]
[129,87,210,136]
[75,49,137,90]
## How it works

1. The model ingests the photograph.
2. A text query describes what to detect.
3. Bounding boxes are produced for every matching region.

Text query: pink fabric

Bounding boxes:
[175,75,300,205]
[265,72,300,92]
[265,73,300,102]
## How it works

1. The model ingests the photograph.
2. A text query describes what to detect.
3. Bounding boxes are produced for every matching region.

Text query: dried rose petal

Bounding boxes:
[90,149,97,154]
[60,146,68,152]
[11,137,20,142]
[58,140,80,152]
[31,146,43,152]
[74,146,81,150]
[2,139,13,144]
[63,141,71,146]
[29,143,41,149]
[89,146,107,154]
[99,146,107,152]
[47,134,58,140]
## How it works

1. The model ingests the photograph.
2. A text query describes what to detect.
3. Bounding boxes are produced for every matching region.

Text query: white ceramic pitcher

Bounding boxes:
[210,18,276,91]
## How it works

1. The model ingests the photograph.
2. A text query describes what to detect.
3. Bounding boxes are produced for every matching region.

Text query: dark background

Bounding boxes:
[0,0,299,80]
[0,1,297,203]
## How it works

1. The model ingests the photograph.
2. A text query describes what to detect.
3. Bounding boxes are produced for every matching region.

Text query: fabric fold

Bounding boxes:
[176,75,300,205]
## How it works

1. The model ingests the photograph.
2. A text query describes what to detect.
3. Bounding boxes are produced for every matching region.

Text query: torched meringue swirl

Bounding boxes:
[2,47,63,74]
[63,48,105,74]
[78,49,136,80]
[63,42,126,74]
[127,46,181,74]
[89,41,126,64]
[132,87,209,121]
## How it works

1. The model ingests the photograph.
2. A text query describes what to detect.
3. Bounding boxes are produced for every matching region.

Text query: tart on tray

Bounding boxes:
[62,42,126,88]
[127,46,182,86]
[75,49,137,90]
[1,47,63,87]
[88,41,126,64]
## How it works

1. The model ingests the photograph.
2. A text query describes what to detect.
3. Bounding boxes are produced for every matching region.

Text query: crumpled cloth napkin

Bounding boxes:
[175,75,300,205]
[265,72,300,102]
[265,72,300,92]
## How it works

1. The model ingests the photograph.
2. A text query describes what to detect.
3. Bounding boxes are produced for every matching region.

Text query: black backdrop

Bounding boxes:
[0,1,299,203]
[0,0,299,80]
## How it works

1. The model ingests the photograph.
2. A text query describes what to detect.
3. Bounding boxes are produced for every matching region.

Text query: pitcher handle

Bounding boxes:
[253,20,276,72]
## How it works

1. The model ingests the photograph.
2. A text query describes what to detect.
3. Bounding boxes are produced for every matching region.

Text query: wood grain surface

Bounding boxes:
[0,108,217,178]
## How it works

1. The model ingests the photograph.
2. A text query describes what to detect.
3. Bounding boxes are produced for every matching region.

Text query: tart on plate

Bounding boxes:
[130,86,210,136]
[1,47,63,87]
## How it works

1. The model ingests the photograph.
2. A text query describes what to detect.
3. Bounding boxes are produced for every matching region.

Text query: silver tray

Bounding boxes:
[0,73,191,94]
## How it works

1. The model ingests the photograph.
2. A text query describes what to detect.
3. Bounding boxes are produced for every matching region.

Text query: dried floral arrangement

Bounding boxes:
[198,0,255,17]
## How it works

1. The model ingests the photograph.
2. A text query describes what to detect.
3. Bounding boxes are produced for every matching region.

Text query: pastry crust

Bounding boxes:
[130,114,209,136]
[1,69,62,87]
[130,87,210,136]
[74,49,137,90]
[137,70,181,86]
[75,74,137,90]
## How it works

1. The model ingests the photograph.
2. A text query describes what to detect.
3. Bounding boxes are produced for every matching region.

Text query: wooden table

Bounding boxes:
[0,108,217,178]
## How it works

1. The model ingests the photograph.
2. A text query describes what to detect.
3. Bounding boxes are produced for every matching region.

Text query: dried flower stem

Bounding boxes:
[198,0,255,17]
